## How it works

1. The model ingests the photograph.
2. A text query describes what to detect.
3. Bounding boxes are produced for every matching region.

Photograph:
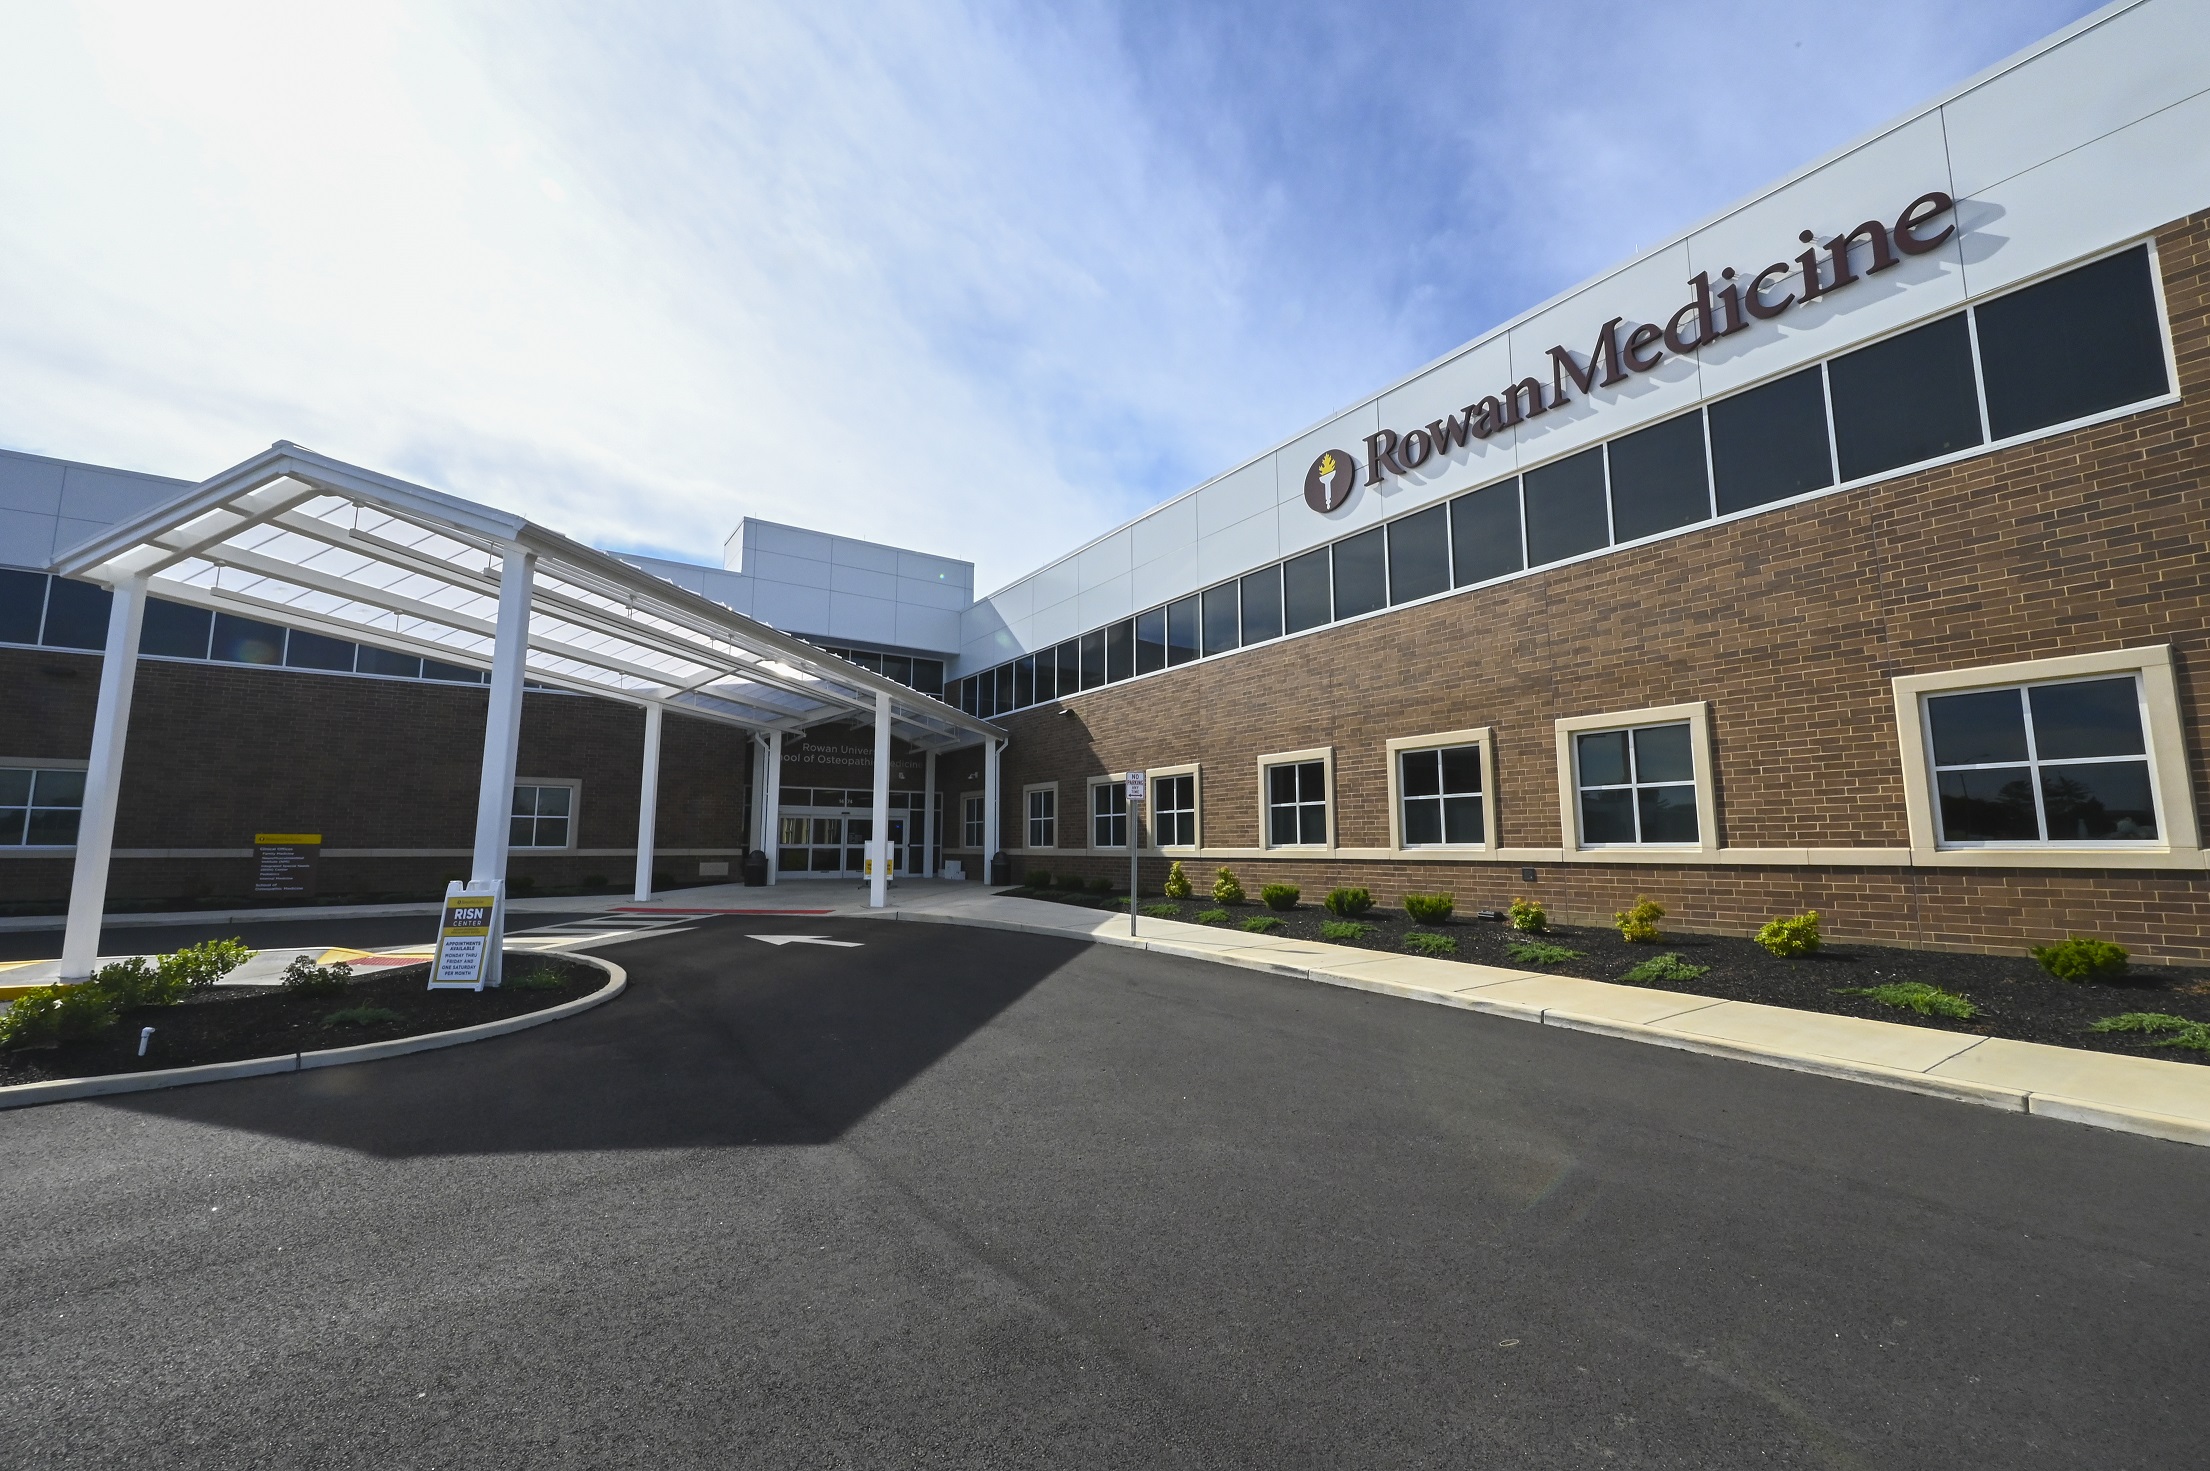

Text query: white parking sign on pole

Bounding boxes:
[1124,771,1145,935]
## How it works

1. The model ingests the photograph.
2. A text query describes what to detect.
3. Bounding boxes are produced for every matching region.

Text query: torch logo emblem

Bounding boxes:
[1304,448,1355,513]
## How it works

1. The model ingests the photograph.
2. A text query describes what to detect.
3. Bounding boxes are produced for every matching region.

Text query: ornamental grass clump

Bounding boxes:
[0,982,118,1049]
[1212,867,1245,904]
[1323,887,1374,918]
[1838,982,1979,1020]
[1755,910,1822,957]
[2090,1012,2210,1052]
[1240,915,1285,934]
[2032,936,2130,983]
[1614,897,1665,944]
[1621,953,1709,984]
[1507,939,1581,967]
[1194,908,1231,926]
[1162,861,1193,900]
[1142,903,1180,919]
[1320,921,1372,941]
[1507,897,1548,934]
[1405,932,1458,957]
[1260,883,1301,912]
[1402,893,1454,925]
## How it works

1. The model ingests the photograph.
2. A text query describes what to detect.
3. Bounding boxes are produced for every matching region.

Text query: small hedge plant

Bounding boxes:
[91,956,189,1010]
[1162,862,1193,900]
[2032,936,2129,983]
[1507,897,1547,934]
[1614,897,1664,944]
[1621,953,1708,984]
[1323,887,1374,918]
[1404,932,1458,957]
[1026,870,1052,890]
[0,982,118,1049]
[1212,867,1245,904]
[280,955,353,998]
[1088,876,1114,896]
[1403,893,1453,925]
[1260,883,1301,912]
[1755,911,1822,958]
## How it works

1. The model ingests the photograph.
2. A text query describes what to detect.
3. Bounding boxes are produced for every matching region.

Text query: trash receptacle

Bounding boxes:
[742,849,769,887]
[989,852,1012,886]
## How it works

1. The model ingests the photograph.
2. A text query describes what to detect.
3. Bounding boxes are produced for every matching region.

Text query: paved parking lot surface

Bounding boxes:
[2,916,2204,1468]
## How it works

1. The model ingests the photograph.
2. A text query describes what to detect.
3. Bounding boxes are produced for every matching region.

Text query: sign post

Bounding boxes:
[1124,770,1146,936]
[429,879,503,991]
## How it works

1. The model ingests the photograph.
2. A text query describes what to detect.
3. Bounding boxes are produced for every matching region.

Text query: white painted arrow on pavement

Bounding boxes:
[748,935,863,948]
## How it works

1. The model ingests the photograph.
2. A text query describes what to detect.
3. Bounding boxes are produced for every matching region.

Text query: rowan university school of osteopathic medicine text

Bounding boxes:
[7,0,2210,961]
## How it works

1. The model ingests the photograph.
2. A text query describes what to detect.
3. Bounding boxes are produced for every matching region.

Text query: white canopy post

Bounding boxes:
[468,546,535,985]
[633,702,663,902]
[983,737,1003,885]
[762,729,783,885]
[748,733,768,855]
[59,574,149,980]
[921,748,937,877]
[869,689,892,908]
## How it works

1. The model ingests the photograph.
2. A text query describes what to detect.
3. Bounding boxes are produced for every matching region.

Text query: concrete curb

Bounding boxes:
[0,955,626,1111]
[884,902,2210,1149]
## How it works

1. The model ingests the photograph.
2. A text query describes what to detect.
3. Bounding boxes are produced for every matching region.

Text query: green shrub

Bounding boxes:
[1839,982,1978,1020]
[2090,1012,2210,1052]
[1621,953,1709,984]
[1260,883,1301,911]
[1142,903,1180,919]
[280,954,353,998]
[1614,897,1665,944]
[92,956,188,1010]
[1320,921,1372,941]
[0,982,118,1049]
[161,938,253,993]
[324,1005,403,1028]
[1162,861,1193,900]
[2032,936,2130,983]
[1403,893,1454,924]
[1507,897,1548,934]
[1323,887,1374,918]
[1755,910,1822,957]
[509,967,565,991]
[1194,908,1231,926]
[1212,867,1245,904]
[1026,870,1052,890]
[1088,876,1114,896]
[1405,932,1458,957]
[1240,915,1285,934]
[1506,939,1581,966]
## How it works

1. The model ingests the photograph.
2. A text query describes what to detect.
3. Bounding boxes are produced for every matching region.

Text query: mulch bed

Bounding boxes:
[0,953,605,1088]
[1007,886,2210,1066]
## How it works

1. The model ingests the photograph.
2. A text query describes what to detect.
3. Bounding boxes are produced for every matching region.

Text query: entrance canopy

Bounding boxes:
[52,441,1002,751]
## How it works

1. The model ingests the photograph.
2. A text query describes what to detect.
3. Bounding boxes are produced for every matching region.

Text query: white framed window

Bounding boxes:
[1258,747,1332,849]
[511,781,578,850]
[0,761,88,847]
[1892,646,2200,867]
[961,793,985,849]
[1553,704,1718,854]
[1089,777,1128,850]
[1385,728,1495,851]
[1148,765,1199,849]
[1024,784,1057,849]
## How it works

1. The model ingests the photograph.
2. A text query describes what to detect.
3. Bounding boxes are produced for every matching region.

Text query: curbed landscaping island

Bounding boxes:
[0,953,607,1088]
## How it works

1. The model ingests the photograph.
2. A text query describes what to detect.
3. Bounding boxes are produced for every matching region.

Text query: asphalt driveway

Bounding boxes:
[2,916,2205,1468]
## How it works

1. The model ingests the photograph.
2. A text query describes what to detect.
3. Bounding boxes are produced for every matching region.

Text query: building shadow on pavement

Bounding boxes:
[92,918,1083,1159]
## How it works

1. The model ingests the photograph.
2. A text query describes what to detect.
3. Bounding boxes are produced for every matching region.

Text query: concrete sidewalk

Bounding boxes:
[860,886,2210,1150]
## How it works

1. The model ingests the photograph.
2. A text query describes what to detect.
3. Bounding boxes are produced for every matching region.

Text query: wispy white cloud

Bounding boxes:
[0,0,2099,591]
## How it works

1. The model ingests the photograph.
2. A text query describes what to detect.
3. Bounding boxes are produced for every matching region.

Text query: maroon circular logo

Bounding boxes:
[1304,448,1355,513]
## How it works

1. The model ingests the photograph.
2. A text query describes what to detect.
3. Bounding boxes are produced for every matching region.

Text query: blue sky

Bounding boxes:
[0,0,2100,590]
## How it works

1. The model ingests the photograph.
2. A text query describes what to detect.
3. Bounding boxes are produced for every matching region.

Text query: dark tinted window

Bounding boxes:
[1386,504,1449,604]
[1332,526,1386,618]
[2029,678,2144,759]
[1240,566,1282,644]
[1165,596,1199,665]
[1828,312,1982,481]
[1976,246,2169,441]
[1201,582,1239,655]
[423,659,483,684]
[41,577,111,650]
[1523,448,1608,565]
[1450,480,1523,586]
[1607,411,1710,541]
[358,646,423,679]
[285,629,356,671]
[1029,650,1054,703]
[1135,608,1166,673]
[1054,640,1080,696]
[0,569,44,644]
[912,659,944,697]
[141,598,212,659]
[1283,548,1331,634]
[880,654,912,686]
[994,664,1016,710]
[1928,689,2027,766]
[1105,619,1133,682]
[1078,630,1105,688]
[1708,366,1833,515]
[211,612,285,665]
[1013,655,1035,709]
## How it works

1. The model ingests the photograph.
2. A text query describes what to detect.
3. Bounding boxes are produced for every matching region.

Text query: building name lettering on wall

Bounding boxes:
[1306,189,1957,511]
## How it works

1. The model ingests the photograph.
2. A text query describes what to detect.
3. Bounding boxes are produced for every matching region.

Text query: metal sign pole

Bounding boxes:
[1125,770,1146,937]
